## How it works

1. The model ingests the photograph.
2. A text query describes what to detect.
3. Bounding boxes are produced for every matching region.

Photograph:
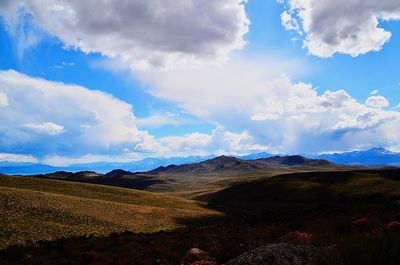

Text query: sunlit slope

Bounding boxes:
[0,175,216,250]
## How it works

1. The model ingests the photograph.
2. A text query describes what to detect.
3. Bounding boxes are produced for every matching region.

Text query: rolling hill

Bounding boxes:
[5,155,357,196]
[131,155,358,196]
[0,174,216,250]
[207,168,400,206]
[2,167,400,265]
[149,155,268,175]
[149,155,342,175]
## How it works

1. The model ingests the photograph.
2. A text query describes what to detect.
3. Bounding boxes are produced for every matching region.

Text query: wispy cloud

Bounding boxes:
[136,112,182,128]
[370,89,379,95]
[24,122,65,136]
[0,153,38,163]
[55,61,76,69]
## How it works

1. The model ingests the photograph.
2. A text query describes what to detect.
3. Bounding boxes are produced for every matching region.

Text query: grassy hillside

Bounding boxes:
[0,175,217,250]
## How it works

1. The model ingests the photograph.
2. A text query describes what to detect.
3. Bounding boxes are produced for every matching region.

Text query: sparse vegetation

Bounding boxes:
[1,167,400,264]
[0,175,217,250]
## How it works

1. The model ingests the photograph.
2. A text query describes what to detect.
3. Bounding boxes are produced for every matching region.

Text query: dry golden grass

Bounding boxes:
[0,175,218,250]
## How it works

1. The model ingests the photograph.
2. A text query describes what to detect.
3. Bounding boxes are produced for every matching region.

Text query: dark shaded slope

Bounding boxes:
[208,168,400,205]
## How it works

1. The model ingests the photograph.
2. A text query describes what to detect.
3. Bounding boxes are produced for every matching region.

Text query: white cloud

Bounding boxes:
[365,95,390,108]
[1,0,249,70]
[0,70,161,157]
[159,127,270,157]
[138,57,400,153]
[138,56,306,122]
[24,122,65,136]
[55,61,76,69]
[281,11,300,31]
[42,153,144,167]
[0,2,44,59]
[0,92,9,107]
[279,0,400,57]
[62,62,75,66]
[370,89,379,95]
[136,112,183,128]
[0,70,279,164]
[0,153,38,163]
[41,127,272,164]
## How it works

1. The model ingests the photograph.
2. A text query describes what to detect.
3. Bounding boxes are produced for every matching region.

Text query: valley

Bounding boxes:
[0,156,400,264]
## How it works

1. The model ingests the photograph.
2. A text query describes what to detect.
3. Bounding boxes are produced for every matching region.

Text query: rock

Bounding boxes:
[180,248,218,265]
[278,231,313,245]
[224,243,322,265]
[351,217,369,226]
[351,217,370,231]
[387,221,400,231]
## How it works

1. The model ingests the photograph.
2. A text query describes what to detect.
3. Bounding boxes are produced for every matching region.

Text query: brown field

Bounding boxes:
[0,175,218,250]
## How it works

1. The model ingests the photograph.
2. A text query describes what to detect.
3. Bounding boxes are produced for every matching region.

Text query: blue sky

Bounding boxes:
[0,0,400,165]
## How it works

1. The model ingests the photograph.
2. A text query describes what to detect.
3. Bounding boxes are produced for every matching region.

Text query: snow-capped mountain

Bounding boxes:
[311,147,400,166]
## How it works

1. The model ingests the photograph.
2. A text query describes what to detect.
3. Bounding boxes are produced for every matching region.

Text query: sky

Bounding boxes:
[0,0,400,166]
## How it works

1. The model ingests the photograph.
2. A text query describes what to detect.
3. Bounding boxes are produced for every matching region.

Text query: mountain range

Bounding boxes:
[309,147,400,166]
[150,155,335,175]
[0,155,216,175]
[23,155,345,192]
[0,148,398,175]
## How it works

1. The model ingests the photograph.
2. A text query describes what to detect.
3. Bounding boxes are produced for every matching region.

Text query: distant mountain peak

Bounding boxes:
[367,147,392,155]
[210,155,238,161]
[240,152,272,160]
[315,147,400,166]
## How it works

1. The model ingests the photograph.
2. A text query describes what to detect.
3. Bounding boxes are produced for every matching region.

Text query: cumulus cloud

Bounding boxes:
[279,0,400,57]
[0,70,161,158]
[138,57,400,153]
[365,95,390,108]
[37,126,269,165]
[0,70,270,164]
[1,0,249,69]
[159,127,270,157]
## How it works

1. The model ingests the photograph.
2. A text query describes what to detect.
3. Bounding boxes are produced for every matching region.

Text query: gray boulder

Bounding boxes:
[224,243,322,265]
